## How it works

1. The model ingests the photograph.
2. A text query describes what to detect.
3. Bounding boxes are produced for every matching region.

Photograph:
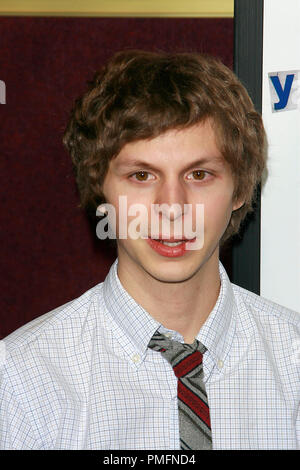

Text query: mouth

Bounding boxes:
[149,235,195,243]
[151,238,190,247]
[145,237,197,257]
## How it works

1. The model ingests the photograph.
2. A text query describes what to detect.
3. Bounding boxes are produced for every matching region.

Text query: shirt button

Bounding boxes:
[132,354,141,364]
[217,359,224,369]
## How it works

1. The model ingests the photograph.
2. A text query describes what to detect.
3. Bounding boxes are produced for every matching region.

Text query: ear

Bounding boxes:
[232,199,245,212]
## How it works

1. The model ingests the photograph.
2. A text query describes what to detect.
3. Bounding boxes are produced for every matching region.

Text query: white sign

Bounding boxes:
[261,0,300,313]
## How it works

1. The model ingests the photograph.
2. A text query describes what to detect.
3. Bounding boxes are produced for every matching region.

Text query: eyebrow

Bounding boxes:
[115,157,225,173]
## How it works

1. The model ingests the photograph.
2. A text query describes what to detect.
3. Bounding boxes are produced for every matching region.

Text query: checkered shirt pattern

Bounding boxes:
[0,258,299,449]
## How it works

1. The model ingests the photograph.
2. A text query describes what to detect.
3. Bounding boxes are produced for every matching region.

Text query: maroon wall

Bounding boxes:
[0,17,233,338]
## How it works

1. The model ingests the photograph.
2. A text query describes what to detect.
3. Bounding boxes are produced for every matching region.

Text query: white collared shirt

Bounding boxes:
[0,259,299,449]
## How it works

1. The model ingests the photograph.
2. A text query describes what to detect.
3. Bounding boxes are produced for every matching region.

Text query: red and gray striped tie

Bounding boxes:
[148,330,212,450]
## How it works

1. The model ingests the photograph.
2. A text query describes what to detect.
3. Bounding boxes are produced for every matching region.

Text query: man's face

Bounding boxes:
[101,120,243,283]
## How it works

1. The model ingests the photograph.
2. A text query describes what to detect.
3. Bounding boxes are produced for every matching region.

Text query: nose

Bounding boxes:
[153,178,189,221]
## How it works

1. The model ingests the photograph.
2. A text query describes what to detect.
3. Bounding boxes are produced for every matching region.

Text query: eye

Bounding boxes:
[130,171,155,182]
[186,170,210,181]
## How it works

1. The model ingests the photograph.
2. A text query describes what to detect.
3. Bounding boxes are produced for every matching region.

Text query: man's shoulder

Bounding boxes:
[2,281,105,359]
[232,281,300,330]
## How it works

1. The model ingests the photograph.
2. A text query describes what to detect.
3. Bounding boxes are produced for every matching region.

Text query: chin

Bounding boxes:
[140,257,203,284]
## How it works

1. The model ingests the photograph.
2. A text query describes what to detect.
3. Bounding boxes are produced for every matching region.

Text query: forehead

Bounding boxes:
[113,120,226,170]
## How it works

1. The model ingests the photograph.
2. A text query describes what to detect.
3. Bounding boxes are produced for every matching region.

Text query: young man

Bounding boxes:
[0,51,299,450]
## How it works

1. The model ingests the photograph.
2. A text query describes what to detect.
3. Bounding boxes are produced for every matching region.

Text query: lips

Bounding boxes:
[145,237,197,257]
[150,236,192,242]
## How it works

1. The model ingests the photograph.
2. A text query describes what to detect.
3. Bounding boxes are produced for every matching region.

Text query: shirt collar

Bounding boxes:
[103,259,161,355]
[196,262,236,367]
[102,258,236,366]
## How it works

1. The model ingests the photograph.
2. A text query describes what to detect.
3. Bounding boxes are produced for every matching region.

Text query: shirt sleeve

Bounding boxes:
[0,345,41,450]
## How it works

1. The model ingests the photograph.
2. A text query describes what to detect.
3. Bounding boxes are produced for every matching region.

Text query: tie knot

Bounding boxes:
[148,330,206,378]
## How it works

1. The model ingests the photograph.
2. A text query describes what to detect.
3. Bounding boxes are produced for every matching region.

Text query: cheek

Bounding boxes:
[202,193,234,229]
[112,196,152,238]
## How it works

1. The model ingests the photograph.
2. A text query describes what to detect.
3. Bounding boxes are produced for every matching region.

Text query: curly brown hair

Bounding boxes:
[63,50,267,245]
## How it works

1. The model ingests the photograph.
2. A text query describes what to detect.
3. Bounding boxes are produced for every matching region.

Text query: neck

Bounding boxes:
[117,250,221,344]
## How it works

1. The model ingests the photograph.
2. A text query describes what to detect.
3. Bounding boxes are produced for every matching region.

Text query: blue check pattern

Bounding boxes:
[0,258,299,449]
